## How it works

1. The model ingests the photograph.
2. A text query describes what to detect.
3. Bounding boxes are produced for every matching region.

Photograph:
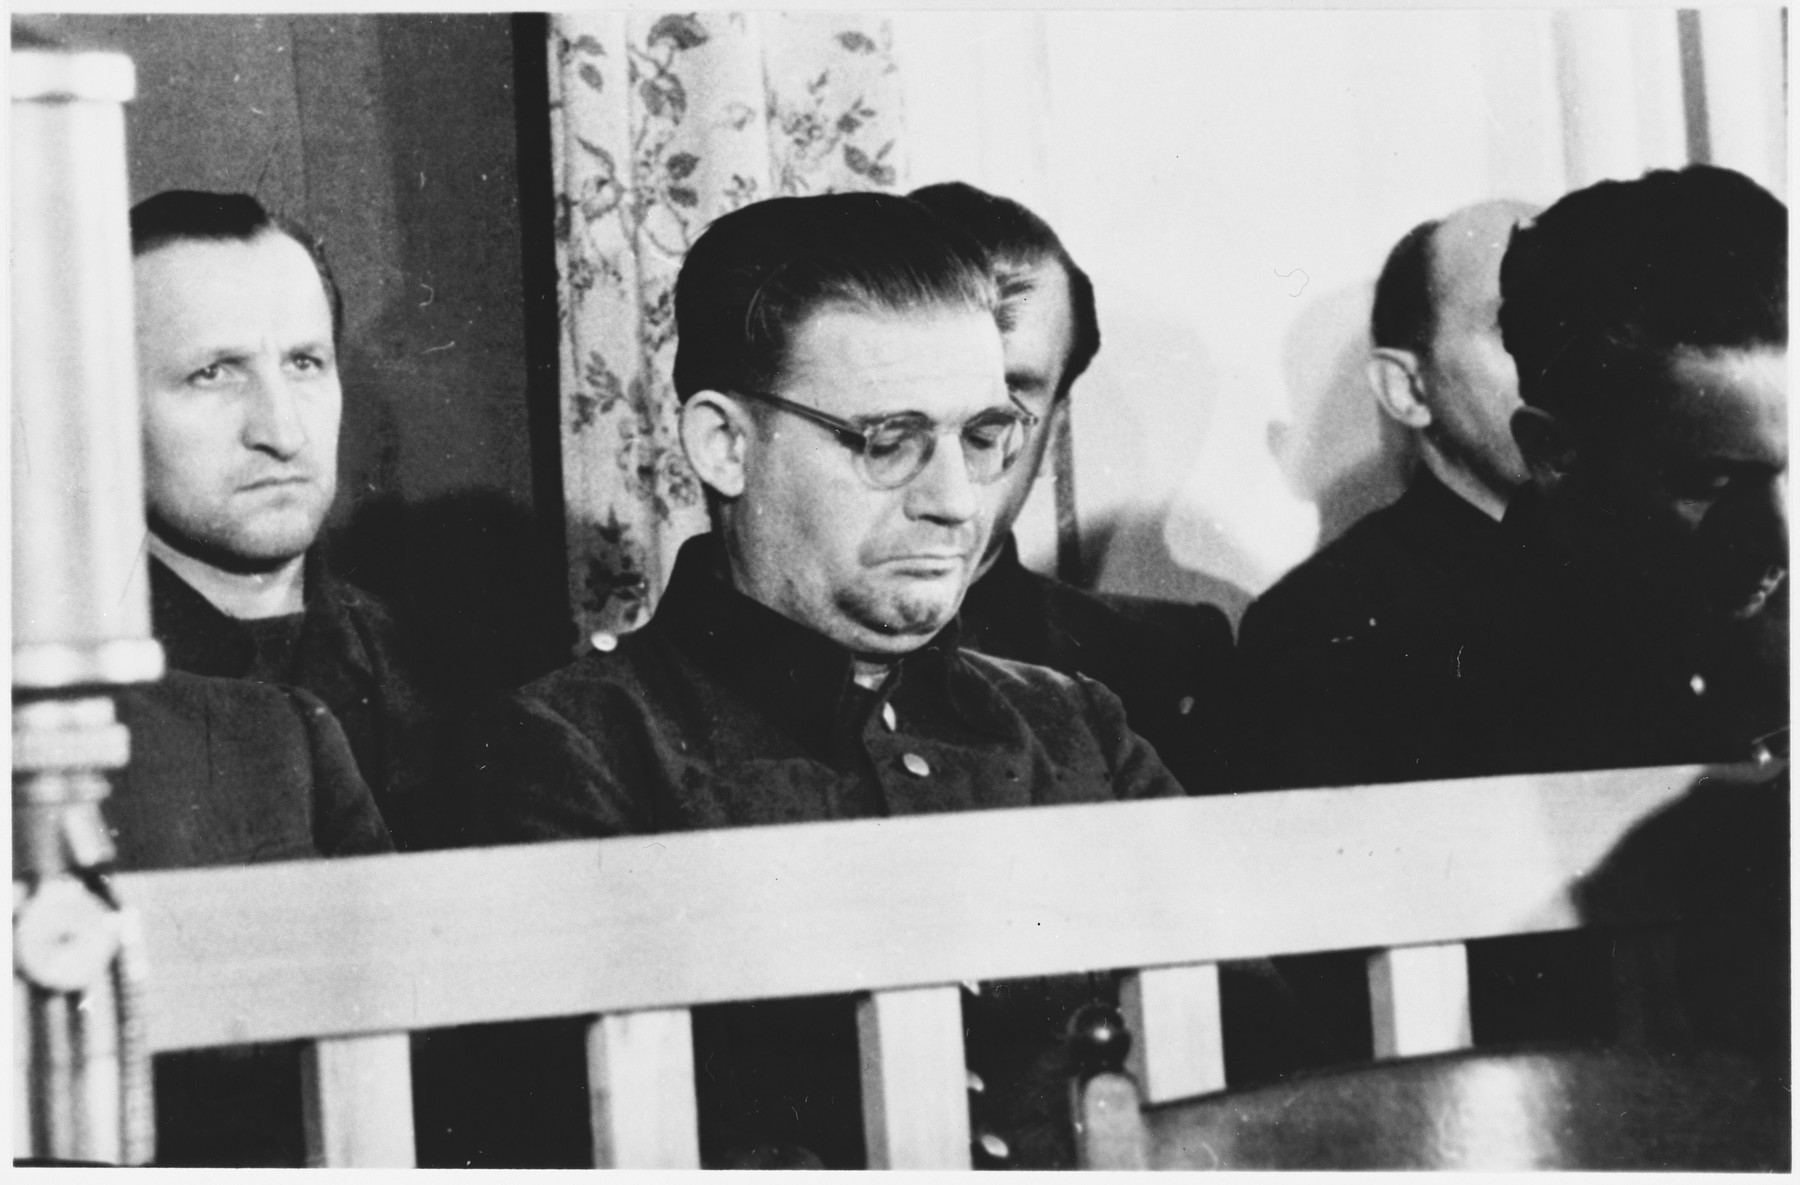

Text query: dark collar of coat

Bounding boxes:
[955,532,1054,658]
[646,533,1007,753]
[149,551,381,696]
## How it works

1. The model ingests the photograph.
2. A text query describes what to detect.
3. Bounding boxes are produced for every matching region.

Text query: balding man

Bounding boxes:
[1236,199,1541,790]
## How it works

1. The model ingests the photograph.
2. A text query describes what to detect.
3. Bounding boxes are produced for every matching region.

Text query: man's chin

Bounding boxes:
[837,593,959,652]
[150,520,316,577]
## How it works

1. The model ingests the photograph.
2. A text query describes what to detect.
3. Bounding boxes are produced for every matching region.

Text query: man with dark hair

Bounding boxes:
[909,181,1235,795]
[131,189,439,849]
[1236,199,1540,789]
[460,191,1180,1168]
[1472,164,1786,772]
[1471,163,1788,1085]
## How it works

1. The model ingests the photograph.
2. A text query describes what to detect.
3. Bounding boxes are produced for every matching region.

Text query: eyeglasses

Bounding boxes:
[736,388,1040,490]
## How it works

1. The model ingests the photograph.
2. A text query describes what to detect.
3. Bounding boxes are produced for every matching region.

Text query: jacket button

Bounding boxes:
[881,702,898,731]
[901,752,930,777]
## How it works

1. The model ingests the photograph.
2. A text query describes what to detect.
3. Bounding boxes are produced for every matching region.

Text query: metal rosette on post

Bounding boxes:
[12,47,163,1166]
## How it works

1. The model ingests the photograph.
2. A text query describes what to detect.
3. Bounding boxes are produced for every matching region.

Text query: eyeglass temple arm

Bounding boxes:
[737,389,871,451]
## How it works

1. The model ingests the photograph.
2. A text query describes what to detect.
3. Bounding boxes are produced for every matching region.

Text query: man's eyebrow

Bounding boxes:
[851,408,930,428]
[1006,369,1050,392]
[178,347,249,367]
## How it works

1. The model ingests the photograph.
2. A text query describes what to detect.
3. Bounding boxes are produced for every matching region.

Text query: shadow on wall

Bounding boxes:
[1072,290,1258,624]
[1269,282,1417,550]
[1085,504,1256,631]
[326,489,575,711]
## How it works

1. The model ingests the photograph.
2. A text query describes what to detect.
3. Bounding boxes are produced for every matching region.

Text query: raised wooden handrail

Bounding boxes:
[120,765,1701,1052]
[104,763,1716,1166]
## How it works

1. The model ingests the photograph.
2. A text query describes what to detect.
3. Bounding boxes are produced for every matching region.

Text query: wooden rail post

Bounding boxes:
[586,1008,700,1168]
[1121,963,1226,1102]
[1368,942,1472,1057]
[858,985,969,1168]
[300,1033,416,1167]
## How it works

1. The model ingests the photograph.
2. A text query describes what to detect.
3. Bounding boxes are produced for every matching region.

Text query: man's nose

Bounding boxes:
[241,368,309,460]
[905,433,980,526]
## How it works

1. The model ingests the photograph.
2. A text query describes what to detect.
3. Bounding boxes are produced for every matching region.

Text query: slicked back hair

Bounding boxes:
[672,192,998,404]
[1371,217,1441,356]
[1499,164,1786,427]
[129,189,344,345]
[909,181,1100,399]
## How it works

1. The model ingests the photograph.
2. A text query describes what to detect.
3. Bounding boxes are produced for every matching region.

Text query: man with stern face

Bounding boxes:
[461,192,1181,1168]
[131,191,438,849]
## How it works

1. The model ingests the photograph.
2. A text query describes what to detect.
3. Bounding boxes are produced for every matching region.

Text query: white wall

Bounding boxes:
[895,8,1785,621]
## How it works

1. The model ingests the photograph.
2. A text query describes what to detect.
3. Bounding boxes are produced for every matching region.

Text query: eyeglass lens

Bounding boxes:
[859,413,1027,489]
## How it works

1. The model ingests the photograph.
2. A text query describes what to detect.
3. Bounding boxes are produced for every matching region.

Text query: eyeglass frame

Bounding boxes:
[731,387,1041,490]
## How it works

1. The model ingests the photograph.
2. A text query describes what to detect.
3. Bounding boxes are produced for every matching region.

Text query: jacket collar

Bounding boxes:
[149,555,258,677]
[956,533,1052,658]
[1391,469,1511,565]
[149,552,379,692]
[648,534,979,751]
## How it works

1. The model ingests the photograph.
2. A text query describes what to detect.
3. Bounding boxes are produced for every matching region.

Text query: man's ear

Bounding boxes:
[1510,405,1580,491]
[1366,348,1432,429]
[680,390,751,499]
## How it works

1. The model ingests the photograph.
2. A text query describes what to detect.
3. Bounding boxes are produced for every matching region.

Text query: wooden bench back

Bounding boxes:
[109,765,1703,1166]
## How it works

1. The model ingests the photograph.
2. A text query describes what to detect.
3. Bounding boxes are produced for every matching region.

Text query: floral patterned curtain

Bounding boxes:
[549,13,908,642]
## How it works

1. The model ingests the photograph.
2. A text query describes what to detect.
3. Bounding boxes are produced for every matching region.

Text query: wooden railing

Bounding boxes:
[110,765,1708,1167]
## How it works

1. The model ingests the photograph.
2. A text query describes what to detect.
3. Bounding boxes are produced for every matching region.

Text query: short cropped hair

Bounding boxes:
[129,190,345,344]
[1499,165,1786,425]
[673,192,996,403]
[908,181,1100,398]
[1370,217,1441,356]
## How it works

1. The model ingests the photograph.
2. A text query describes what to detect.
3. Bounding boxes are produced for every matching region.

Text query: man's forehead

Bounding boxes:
[784,303,1006,413]
[134,232,332,338]
[1606,346,1787,462]
[998,263,1074,380]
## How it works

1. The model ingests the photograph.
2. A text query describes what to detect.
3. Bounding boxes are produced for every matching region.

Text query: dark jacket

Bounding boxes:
[457,534,1180,1169]
[111,670,392,1168]
[958,534,1237,793]
[1236,471,1511,789]
[112,671,392,870]
[150,556,441,849]
[1459,486,1789,776]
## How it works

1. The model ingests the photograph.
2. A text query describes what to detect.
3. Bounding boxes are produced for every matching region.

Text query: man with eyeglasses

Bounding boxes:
[458,192,1180,1168]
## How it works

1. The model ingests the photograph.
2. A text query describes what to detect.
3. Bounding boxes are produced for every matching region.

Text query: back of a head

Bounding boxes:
[130,189,344,342]
[909,180,1101,392]
[1499,165,1787,426]
[1370,217,1441,356]
[672,191,996,404]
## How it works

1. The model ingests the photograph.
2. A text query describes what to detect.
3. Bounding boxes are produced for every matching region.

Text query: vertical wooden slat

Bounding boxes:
[1073,1073,1150,1170]
[1368,942,1471,1058]
[15,977,35,1160]
[1120,963,1226,1103]
[300,1032,416,1167]
[857,985,969,1169]
[586,1007,699,1168]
